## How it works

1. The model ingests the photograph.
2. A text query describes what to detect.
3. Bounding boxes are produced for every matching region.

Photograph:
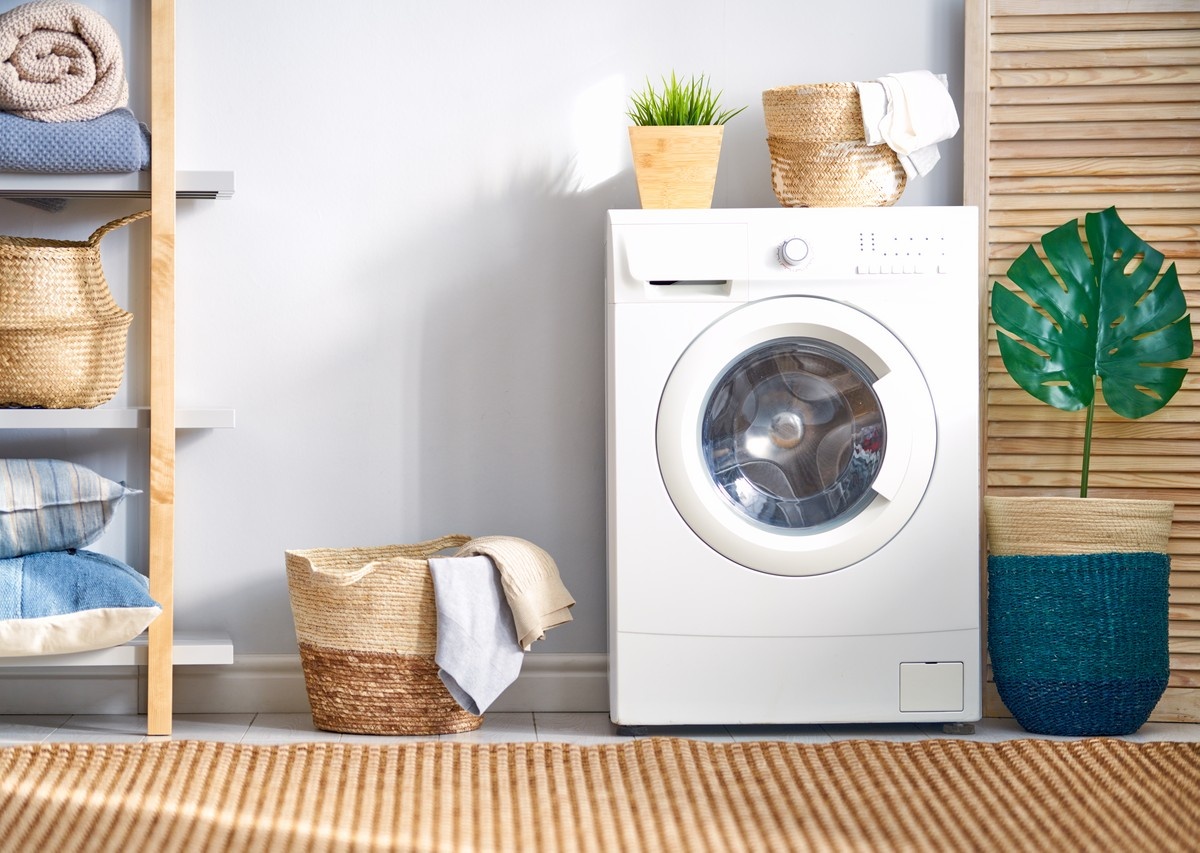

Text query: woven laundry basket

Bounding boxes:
[762,82,906,207]
[0,210,147,408]
[984,497,1172,736]
[284,535,484,735]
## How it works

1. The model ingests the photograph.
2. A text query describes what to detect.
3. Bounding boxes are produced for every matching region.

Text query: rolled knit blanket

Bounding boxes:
[0,0,128,122]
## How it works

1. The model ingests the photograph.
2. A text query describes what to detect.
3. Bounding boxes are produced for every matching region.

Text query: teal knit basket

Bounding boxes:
[988,551,1170,737]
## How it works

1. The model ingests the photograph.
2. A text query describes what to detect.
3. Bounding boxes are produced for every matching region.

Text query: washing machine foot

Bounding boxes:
[941,722,975,735]
[616,725,650,737]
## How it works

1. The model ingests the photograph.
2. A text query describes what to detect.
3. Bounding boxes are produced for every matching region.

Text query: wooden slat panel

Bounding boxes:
[991,47,1200,70]
[994,14,1200,36]
[988,455,1200,474]
[991,102,1200,122]
[990,192,1200,209]
[993,84,1200,107]
[971,1,1200,722]
[992,120,1200,140]
[993,66,1200,86]
[988,471,1200,490]
[994,0,1200,15]
[989,222,1200,242]
[990,157,1200,178]
[993,31,1200,52]
[990,205,1200,224]
[1171,652,1200,670]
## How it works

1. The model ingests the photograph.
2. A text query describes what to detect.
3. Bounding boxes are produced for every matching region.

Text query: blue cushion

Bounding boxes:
[0,459,139,559]
[0,550,161,656]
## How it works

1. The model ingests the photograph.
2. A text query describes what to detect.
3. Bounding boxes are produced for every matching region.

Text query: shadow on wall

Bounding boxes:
[407,159,632,654]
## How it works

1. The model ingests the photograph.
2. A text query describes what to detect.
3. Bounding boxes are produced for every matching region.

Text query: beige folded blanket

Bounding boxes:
[0,0,128,122]
[454,536,575,650]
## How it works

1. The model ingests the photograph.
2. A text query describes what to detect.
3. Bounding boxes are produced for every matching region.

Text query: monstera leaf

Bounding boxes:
[991,206,1193,495]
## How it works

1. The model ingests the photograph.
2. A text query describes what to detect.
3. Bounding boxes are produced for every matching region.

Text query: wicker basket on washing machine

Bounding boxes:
[762,82,906,208]
[284,535,484,735]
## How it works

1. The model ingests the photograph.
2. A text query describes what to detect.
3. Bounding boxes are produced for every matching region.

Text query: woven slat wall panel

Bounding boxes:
[966,0,1200,722]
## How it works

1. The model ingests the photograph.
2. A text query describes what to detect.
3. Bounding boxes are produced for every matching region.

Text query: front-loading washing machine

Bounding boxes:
[605,206,981,726]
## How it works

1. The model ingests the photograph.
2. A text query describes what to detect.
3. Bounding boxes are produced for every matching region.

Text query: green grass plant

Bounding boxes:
[626,72,746,126]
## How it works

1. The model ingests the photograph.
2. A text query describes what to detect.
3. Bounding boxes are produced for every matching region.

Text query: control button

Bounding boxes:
[779,237,810,267]
[856,263,870,275]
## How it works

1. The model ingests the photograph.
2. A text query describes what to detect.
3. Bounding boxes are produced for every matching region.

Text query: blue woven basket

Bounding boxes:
[988,551,1169,736]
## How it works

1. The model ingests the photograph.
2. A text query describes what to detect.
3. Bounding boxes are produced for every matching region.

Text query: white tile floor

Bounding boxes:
[1,713,1198,745]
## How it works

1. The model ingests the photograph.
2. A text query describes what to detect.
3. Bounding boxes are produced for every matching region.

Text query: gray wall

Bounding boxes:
[0,0,966,656]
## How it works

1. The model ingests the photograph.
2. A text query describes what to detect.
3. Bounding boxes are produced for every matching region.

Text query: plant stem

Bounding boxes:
[1080,390,1096,498]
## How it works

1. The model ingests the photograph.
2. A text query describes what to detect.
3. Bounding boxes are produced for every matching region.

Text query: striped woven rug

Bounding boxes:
[1,736,1197,851]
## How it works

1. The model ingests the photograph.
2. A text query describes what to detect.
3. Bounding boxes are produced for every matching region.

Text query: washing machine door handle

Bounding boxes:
[870,369,926,502]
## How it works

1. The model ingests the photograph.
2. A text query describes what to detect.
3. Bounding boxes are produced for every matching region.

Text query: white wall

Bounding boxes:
[1,0,965,660]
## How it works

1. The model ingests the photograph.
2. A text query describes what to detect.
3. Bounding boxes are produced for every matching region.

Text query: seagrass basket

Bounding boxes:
[762,82,906,207]
[284,535,484,735]
[0,210,147,408]
[985,497,1172,736]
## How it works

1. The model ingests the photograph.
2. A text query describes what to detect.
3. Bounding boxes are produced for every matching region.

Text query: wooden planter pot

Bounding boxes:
[984,496,1172,736]
[628,125,723,209]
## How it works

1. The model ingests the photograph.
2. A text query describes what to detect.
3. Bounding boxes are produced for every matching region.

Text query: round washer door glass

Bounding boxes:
[702,338,885,533]
[657,296,936,577]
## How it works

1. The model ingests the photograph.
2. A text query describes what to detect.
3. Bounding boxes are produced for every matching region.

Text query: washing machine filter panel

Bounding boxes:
[702,337,885,533]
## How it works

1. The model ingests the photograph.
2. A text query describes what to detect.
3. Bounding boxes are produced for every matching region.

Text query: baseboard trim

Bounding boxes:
[0,653,611,715]
[175,652,611,714]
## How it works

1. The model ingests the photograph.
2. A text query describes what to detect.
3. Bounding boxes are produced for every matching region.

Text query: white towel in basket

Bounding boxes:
[428,555,523,716]
[854,70,959,178]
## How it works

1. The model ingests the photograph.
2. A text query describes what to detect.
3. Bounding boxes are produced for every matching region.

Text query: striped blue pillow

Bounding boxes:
[0,459,139,559]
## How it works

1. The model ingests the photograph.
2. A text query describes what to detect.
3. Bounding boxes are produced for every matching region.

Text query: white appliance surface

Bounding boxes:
[605,207,981,726]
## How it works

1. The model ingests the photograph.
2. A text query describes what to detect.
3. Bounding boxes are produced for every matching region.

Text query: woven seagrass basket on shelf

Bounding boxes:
[284,535,484,735]
[0,210,148,409]
[762,82,906,208]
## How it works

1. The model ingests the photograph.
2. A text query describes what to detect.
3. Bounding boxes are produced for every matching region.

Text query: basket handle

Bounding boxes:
[306,534,473,587]
[87,209,152,246]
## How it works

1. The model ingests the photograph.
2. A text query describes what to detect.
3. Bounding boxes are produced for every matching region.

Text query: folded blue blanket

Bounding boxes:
[0,107,149,173]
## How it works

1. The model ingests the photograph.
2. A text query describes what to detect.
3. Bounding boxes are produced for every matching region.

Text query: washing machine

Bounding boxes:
[605,206,981,726]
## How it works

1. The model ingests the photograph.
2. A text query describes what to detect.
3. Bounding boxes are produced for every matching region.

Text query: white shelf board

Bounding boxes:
[0,170,234,199]
[0,407,235,429]
[0,631,234,668]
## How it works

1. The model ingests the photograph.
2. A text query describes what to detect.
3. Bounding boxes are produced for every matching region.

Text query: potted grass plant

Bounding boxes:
[626,72,746,209]
[986,206,1194,736]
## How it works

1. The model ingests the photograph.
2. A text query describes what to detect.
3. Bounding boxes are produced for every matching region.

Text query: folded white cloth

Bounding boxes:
[0,0,129,122]
[854,71,959,178]
[429,555,523,716]
[455,535,574,650]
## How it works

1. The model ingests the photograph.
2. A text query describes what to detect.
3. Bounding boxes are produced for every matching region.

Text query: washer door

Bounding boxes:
[657,296,936,576]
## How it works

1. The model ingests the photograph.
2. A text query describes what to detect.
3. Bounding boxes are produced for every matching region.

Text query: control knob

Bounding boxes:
[779,237,810,268]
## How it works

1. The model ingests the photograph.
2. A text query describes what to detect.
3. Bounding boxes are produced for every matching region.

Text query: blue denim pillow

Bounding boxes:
[0,459,139,558]
[0,550,161,656]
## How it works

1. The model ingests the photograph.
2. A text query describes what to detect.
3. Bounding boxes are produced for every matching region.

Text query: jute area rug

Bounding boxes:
[1,736,1197,852]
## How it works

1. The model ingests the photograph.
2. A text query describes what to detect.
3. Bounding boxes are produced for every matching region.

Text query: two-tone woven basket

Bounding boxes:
[985,496,1172,736]
[0,211,148,409]
[762,82,906,208]
[284,535,484,735]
